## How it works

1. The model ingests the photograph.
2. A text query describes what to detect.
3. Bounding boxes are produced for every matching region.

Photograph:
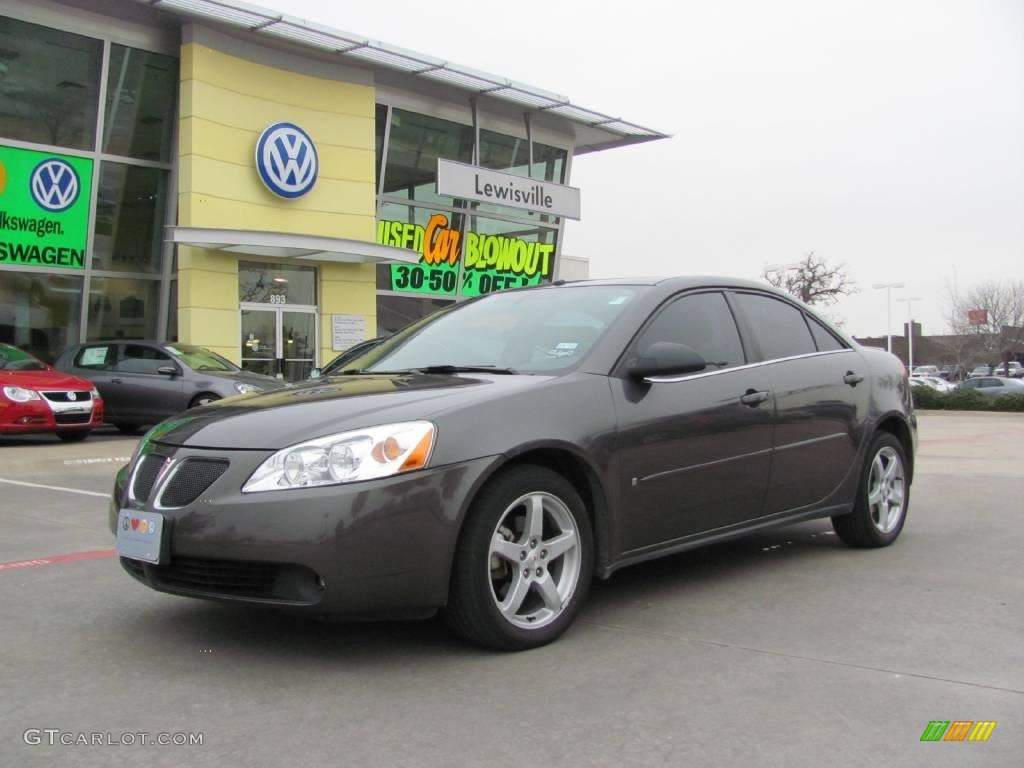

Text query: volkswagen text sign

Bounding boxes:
[436,160,581,220]
[256,122,319,199]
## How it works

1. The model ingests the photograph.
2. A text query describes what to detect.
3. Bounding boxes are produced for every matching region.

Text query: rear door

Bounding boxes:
[729,292,869,514]
[611,291,775,553]
[110,344,184,423]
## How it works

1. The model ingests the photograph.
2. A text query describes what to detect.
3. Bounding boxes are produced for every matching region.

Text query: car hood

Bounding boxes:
[0,368,95,390]
[148,372,551,449]
[197,369,287,389]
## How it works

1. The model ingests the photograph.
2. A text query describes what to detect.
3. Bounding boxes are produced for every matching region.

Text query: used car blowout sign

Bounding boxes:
[0,144,93,269]
[377,213,556,297]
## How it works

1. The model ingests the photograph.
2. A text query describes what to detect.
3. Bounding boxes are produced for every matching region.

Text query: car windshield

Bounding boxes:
[164,344,240,372]
[347,285,645,375]
[0,345,48,371]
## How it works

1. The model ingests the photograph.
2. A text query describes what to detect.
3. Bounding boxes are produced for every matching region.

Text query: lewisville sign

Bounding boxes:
[377,213,556,297]
[436,159,581,220]
[0,144,93,269]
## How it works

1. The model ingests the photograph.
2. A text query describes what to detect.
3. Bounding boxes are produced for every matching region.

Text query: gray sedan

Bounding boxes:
[56,341,286,433]
[958,376,1024,398]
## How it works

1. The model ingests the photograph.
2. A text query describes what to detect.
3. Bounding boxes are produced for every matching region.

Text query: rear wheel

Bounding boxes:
[56,430,90,443]
[189,393,220,408]
[445,465,593,651]
[832,432,909,547]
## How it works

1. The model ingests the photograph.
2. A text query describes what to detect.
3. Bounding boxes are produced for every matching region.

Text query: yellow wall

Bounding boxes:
[177,41,378,366]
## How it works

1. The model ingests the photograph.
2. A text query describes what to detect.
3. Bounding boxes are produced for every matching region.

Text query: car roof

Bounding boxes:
[558,276,776,292]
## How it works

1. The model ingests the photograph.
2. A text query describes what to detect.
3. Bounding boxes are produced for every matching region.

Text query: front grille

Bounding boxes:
[55,413,91,425]
[153,557,283,598]
[121,556,321,604]
[158,459,229,508]
[42,391,91,403]
[132,454,167,503]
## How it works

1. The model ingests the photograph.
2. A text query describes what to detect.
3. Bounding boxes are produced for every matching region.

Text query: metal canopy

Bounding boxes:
[137,0,669,150]
[167,226,420,264]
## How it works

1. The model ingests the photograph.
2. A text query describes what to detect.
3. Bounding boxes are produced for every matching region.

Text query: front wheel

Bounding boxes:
[189,393,220,408]
[445,465,593,651]
[56,430,91,443]
[832,432,910,547]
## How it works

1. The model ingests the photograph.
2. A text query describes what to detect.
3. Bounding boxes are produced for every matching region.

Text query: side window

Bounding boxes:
[634,292,745,370]
[732,293,816,361]
[961,378,978,389]
[74,345,115,370]
[116,345,172,375]
[805,314,846,352]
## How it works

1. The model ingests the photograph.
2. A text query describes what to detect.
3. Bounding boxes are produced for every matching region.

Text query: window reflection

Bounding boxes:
[382,109,473,204]
[86,277,159,341]
[92,163,168,273]
[0,272,83,363]
[0,17,102,150]
[103,45,178,162]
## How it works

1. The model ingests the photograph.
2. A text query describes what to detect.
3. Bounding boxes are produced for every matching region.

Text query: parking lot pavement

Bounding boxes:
[1,412,1021,767]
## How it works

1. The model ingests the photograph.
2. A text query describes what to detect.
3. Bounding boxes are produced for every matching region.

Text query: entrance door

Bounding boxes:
[240,304,318,382]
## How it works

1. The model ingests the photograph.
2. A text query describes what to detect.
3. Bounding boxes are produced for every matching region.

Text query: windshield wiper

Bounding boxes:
[406,365,520,375]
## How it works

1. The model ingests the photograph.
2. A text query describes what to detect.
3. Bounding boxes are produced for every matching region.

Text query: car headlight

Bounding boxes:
[90,387,101,400]
[235,383,262,394]
[2,386,41,402]
[242,421,435,493]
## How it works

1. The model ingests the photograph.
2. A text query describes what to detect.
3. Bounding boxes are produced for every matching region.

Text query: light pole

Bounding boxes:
[896,296,923,371]
[872,282,905,353]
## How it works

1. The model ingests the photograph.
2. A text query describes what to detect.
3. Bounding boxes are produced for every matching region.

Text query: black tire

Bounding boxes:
[189,393,220,408]
[444,465,594,651]
[56,430,90,443]
[114,422,142,436]
[832,432,910,548]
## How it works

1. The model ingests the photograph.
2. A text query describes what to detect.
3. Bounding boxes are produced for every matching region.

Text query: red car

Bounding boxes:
[0,344,105,442]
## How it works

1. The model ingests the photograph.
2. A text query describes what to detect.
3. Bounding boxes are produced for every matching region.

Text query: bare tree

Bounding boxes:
[945,280,1024,365]
[761,252,858,306]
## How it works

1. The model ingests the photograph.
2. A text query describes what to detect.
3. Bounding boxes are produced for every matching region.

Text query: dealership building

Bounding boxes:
[0,0,665,379]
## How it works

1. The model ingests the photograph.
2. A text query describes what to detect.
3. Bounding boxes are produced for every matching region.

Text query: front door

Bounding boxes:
[240,304,317,382]
[611,291,775,554]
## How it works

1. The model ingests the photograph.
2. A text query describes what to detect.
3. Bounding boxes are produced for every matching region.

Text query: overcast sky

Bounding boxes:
[286,0,1023,337]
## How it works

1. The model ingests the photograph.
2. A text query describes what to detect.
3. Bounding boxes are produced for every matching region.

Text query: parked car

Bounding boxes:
[308,336,387,379]
[958,376,1024,398]
[938,364,967,382]
[111,278,916,650]
[0,343,104,442]
[991,362,1023,378]
[56,341,287,434]
[911,365,940,377]
[910,375,955,393]
[968,365,993,378]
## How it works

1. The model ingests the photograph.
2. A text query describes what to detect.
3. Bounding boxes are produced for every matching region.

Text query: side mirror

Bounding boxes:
[628,342,707,380]
[309,368,321,379]
[156,366,178,377]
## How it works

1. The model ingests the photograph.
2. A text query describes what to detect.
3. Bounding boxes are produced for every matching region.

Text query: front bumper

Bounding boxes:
[111,444,500,617]
[0,396,104,434]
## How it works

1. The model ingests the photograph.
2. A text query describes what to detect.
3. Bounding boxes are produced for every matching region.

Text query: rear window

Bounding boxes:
[806,315,846,352]
[732,293,816,361]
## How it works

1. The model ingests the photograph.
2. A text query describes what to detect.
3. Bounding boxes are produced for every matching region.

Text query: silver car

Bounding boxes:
[958,376,1024,398]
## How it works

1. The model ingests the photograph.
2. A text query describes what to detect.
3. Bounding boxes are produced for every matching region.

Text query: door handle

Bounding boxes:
[110,378,123,384]
[843,371,864,386]
[739,389,770,407]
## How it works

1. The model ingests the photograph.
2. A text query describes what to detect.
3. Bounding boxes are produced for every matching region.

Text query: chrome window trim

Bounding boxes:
[643,348,855,385]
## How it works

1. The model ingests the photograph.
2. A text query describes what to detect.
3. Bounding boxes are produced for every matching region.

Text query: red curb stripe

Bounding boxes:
[0,549,116,572]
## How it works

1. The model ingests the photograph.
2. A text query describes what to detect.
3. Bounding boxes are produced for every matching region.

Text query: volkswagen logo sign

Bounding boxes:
[255,122,319,199]
[68,392,77,401]
[30,158,80,212]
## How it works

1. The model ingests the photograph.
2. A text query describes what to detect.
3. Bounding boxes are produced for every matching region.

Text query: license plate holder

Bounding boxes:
[116,510,165,565]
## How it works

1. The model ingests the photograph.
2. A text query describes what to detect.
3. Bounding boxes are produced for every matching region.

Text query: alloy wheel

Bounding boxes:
[866,446,906,533]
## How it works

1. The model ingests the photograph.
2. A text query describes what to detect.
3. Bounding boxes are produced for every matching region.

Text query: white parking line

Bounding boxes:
[0,478,109,498]
[62,456,131,466]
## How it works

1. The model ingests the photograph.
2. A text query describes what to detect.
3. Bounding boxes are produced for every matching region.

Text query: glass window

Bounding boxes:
[115,343,171,374]
[74,344,115,370]
[377,294,455,335]
[0,343,48,370]
[479,130,530,176]
[806,315,845,352]
[86,276,160,340]
[0,17,102,150]
[634,292,745,370]
[102,45,178,162]
[164,343,238,372]
[0,271,83,363]
[92,162,168,273]
[238,262,317,305]
[382,108,473,204]
[355,285,643,374]
[375,103,388,188]
[733,293,816,361]
[532,142,567,184]
[375,203,465,295]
